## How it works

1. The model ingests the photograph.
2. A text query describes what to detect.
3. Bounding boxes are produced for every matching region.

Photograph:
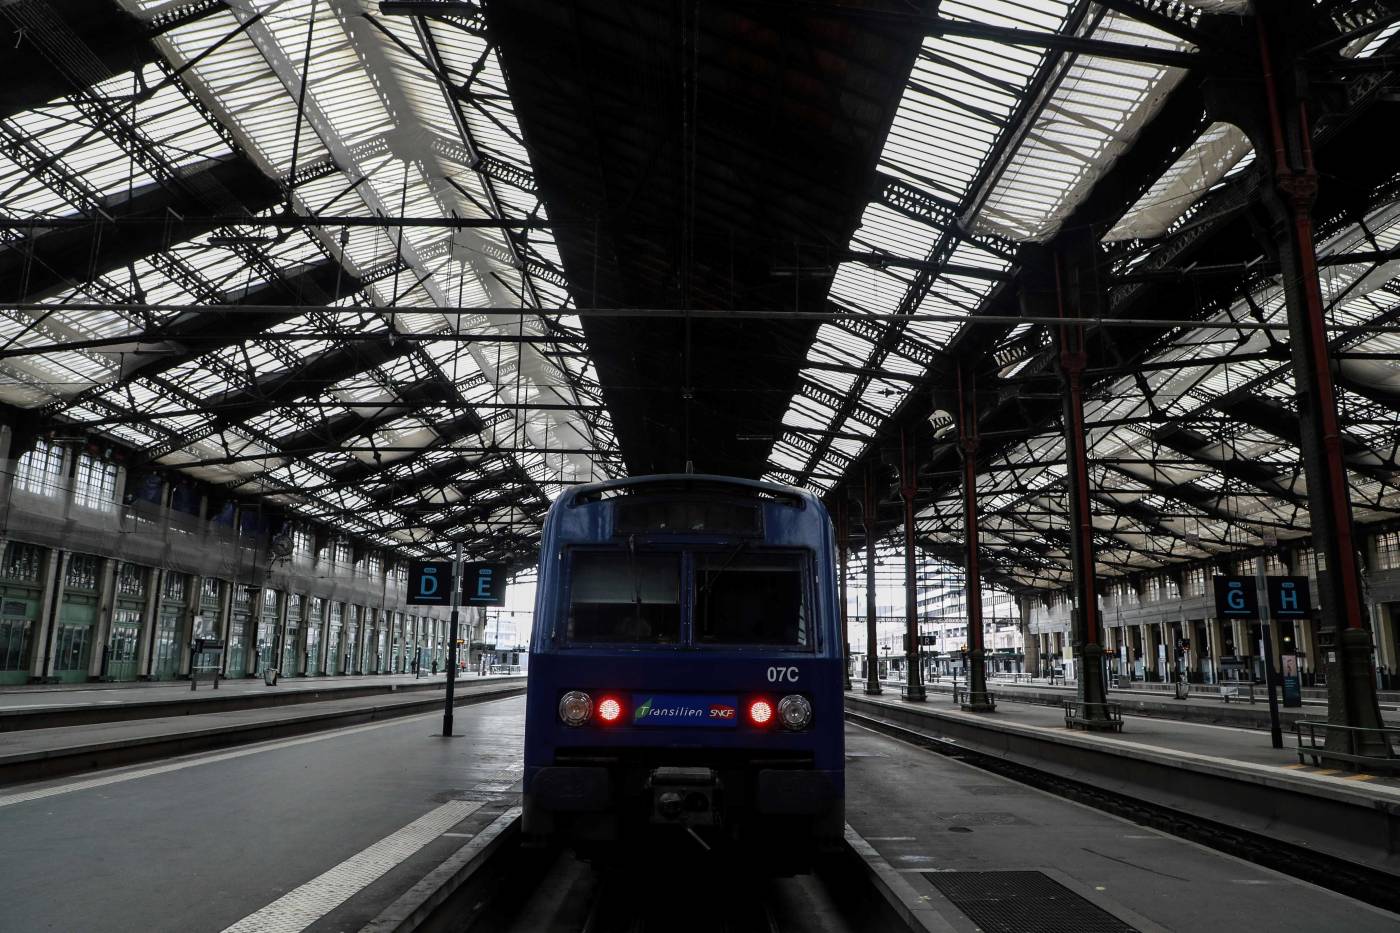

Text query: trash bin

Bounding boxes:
[264,668,279,687]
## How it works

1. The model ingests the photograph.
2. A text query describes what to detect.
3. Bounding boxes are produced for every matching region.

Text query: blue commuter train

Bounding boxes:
[522,474,845,862]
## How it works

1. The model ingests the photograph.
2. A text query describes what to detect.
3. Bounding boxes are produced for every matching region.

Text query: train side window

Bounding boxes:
[566,551,681,644]
[694,552,809,648]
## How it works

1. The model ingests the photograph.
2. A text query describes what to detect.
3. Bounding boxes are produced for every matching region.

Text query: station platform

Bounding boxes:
[844,721,1400,932]
[847,689,1400,888]
[2,693,1394,932]
[0,676,526,785]
[0,672,492,714]
[892,676,1400,731]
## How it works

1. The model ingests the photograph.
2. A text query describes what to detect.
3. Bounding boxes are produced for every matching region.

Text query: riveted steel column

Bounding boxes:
[863,463,882,696]
[957,364,992,711]
[899,428,926,701]
[1250,10,1387,757]
[1056,261,1113,728]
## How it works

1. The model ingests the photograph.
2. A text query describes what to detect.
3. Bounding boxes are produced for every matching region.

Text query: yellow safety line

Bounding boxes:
[1343,773,1376,782]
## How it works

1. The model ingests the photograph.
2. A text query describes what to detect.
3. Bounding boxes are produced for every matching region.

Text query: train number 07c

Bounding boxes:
[767,666,799,683]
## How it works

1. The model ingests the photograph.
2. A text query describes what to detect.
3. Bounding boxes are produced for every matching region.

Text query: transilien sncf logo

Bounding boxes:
[633,697,654,722]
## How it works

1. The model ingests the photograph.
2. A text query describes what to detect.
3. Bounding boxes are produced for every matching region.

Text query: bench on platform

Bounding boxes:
[953,685,997,711]
[1063,700,1123,732]
[1220,682,1255,703]
[1295,720,1400,773]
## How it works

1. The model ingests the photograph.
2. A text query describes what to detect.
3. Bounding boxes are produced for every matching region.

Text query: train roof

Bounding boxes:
[558,474,821,510]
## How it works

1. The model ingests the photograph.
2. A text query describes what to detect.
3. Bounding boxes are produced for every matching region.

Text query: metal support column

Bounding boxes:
[1056,261,1114,728]
[862,463,881,696]
[1251,10,1388,756]
[956,364,992,711]
[443,543,461,737]
[899,428,926,702]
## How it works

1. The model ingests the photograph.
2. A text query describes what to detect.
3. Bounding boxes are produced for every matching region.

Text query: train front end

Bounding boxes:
[522,476,844,863]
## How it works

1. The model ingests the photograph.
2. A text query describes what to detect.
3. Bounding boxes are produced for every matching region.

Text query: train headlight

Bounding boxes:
[558,690,592,726]
[778,694,812,730]
[747,698,775,727]
[596,695,624,723]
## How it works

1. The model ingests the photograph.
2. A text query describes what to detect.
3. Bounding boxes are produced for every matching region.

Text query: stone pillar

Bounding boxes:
[176,576,200,678]
[244,586,263,677]
[87,557,118,681]
[1230,618,1249,663]
[1297,616,1317,676]
[1371,604,1395,681]
[1206,617,1226,685]
[216,579,235,676]
[273,588,290,675]
[138,568,164,680]
[318,599,332,675]
[298,591,315,672]
[27,549,67,682]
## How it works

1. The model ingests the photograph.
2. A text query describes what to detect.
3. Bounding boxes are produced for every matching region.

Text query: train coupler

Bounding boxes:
[647,766,721,827]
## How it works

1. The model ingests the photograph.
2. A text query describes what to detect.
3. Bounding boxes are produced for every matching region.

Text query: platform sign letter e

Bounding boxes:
[407,561,453,606]
[462,562,507,606]
[1212,576,1259,619]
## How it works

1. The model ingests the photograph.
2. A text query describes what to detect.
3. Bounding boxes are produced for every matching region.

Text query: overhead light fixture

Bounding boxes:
[928,409,957,441]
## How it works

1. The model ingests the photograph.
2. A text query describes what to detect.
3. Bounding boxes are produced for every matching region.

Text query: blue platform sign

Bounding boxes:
[407,561,453,606]
[631,693,739,728]
[1266,576,1313,618]
[1212,576,1259,618]
[462,562,507,606]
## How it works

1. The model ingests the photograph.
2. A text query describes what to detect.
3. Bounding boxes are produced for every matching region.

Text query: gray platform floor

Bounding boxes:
[908,675,1400,717]
[0,671,514,710]
[845,721,1400,932]
[0,694,526,933]
[854,687,1400,793]
[0,678,524,765]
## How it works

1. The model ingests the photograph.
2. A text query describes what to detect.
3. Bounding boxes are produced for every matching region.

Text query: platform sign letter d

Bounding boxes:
[420,566,439,599]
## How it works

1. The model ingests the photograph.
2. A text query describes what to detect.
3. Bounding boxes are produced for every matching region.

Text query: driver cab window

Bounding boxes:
[567,551,681,644]
[695,552,809,647]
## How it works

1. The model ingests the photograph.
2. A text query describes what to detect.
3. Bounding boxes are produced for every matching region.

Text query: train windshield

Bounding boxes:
[695,551,808,647]
[566,551,682,644]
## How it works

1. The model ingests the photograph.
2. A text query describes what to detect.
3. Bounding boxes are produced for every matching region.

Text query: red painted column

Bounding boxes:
[957,364,992,711]
[900,428,926,701]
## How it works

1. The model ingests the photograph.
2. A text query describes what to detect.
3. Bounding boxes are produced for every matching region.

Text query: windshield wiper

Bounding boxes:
[698,540,748,599]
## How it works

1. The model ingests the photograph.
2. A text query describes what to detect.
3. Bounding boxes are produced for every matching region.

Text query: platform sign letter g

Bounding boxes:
[1226,581,1245,612]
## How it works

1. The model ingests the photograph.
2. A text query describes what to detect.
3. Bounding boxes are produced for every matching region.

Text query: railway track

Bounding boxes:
[843,707,1400,916]
[364,814,944,933]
